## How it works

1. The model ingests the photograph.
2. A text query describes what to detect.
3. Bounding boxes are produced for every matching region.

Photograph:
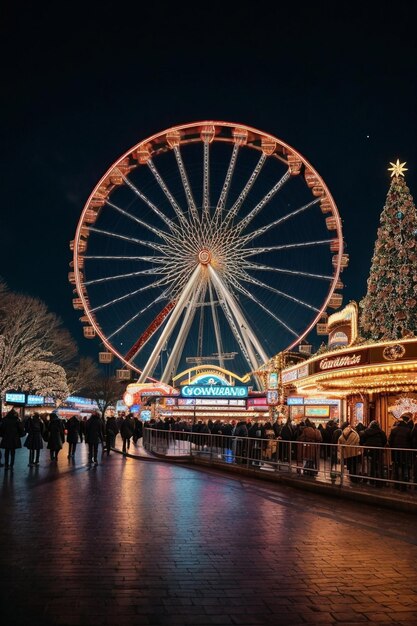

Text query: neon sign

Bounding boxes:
[181,385,248,398]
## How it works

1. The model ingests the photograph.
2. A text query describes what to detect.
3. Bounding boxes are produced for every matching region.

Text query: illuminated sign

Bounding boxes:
[266,390,279,406]
[66,396,95,405]
[268,372,278,389]
[305,406,330,417]
[282,369,298,383]
[319,353,363,370]
[5,392,26,404]
[140,410,152,421]
[329,331,349,348]
[304,398,339,405]
[297,364,309,379]
[27,395,44,405]
[181,385,248,398]
[287,397,304,405]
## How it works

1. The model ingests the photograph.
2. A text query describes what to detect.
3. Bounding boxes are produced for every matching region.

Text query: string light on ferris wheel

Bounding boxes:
[70,122,347,383]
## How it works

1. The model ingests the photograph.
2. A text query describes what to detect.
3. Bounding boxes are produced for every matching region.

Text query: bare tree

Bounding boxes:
[66,356,101,397]
[88,374,125,419]
[0,283,77,402]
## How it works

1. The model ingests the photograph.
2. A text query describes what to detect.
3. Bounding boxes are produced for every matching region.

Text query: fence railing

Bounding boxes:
[142,427,417,493]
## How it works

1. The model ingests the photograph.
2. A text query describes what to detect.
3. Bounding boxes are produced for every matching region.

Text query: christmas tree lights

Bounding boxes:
[360,162,417,340]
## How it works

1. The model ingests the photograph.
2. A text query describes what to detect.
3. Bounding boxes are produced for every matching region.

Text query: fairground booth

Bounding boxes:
[281,302,417,434]
[123,365,270,423]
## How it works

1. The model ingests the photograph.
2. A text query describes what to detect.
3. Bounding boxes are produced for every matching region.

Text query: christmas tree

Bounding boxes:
[360,160,417,340]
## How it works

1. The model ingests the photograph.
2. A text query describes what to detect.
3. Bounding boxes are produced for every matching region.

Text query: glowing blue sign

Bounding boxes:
[287,397,304,405]
[181,385,248,398]
[5,392,26,404]
[27,395,44,405]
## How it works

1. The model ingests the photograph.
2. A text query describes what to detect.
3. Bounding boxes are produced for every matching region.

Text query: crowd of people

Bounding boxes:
[0,409,144,469]
[146,412,417,489]
[1,408,417,490]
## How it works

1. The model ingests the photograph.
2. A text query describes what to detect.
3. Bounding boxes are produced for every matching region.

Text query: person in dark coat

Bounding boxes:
[360,420,387,486]
[85,412,105,464]
[322,419,338,461]
[248,421,266,466]
[47,412,65,462]
[66,415,81,459]
[24,412,44,466]
[120,413,135,454]
[388,413,413,490]
[233,420,248,463]
[0,408,25,469]
[278,416,294,462]
[105,414,119,456]
[133,416,143,445]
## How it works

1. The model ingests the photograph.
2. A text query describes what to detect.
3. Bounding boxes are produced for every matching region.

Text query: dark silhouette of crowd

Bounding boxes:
[142,412,417,490]
[0,407,417,492]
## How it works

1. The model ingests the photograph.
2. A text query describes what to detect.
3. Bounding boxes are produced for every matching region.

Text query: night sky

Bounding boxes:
[2,3,417,366]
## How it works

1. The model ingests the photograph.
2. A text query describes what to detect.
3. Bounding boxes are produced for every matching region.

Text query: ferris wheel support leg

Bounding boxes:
[208,266,269,369]
[161,283,202,384]
[138,267,201,383]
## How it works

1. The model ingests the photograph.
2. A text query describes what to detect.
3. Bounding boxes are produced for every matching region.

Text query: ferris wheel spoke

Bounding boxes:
[202,140,211,220]
[161,283,203,383]
[105,200,174,243]
[196,282,207,358]
[173,146,199,223]
[108,292,168,340]
[122,173,178,232]
[208,281,225,370]
[147,158,188,227]
[84,267,163,287]
[213,143,240,226]
[230,278,300,339]
[139,266,201,382]
[209,266,268,365]
[239,198,321,246]
[212,282,253,372]
[239,238,332,256]
[235,169,291,234]
[90,277,167,313]
[223,153,267,227]
[237,271,320,313]
[84,255,167,263]
[243,261,334,281]
[88,226,165,253]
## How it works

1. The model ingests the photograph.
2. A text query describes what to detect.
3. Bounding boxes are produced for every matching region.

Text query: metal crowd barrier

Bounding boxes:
[143,427,417,493]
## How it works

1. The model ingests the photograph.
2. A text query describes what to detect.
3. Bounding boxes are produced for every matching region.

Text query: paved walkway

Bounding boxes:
[1,441,417,626]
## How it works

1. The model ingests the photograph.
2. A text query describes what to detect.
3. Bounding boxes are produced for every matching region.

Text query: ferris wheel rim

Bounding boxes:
[72,121,344,378]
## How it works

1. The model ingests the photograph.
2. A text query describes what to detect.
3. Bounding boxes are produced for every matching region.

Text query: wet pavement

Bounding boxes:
[1,441,417,626]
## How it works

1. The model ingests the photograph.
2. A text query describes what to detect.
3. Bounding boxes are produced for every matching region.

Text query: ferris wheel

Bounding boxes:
[69,121,347,384]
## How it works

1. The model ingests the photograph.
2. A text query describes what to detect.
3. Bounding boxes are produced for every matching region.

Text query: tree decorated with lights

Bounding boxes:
[360,160,417,340]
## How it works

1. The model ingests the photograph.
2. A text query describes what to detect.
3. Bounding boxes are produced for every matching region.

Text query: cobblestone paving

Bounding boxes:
[1,441,417,626]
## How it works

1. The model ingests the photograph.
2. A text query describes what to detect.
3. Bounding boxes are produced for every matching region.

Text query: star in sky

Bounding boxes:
[388,159,408,177]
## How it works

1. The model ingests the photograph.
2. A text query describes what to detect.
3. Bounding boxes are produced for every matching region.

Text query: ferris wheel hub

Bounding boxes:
[198,249,212,265]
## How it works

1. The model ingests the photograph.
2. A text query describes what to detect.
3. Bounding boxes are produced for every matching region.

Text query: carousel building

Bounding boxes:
[281,302,417,434]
